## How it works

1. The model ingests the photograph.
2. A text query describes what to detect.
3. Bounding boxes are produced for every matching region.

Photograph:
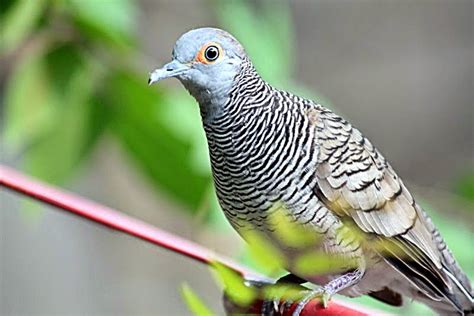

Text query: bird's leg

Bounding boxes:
[259,274,308,315]
[292,269,364,316]
[236,274,307,315]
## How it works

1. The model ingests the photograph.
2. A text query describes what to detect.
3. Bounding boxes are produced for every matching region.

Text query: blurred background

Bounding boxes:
[1,0,473,315]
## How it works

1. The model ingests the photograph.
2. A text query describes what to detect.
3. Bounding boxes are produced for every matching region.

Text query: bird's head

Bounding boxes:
[149,27,247,114]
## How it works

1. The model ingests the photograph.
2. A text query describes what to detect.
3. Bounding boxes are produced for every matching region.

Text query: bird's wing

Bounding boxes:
[309,106,461,308]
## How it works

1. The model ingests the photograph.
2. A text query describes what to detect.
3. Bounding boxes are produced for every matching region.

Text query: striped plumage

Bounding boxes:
[204,59,325,232]
[149,27,473,315]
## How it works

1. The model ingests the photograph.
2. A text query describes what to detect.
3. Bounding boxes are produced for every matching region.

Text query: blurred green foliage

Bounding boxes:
[2,0,203,210]
[456,171,474,204]
[1,0,309,219]
[180,283,215,316]
[212,261,259,307]
[1,1,472,315]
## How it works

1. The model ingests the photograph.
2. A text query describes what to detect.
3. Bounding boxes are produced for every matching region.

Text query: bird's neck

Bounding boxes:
[199,61,270,127]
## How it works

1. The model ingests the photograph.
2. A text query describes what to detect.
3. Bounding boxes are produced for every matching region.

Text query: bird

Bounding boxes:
[149,27,473,315]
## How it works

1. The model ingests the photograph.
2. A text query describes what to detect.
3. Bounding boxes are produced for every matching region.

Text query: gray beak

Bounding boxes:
[148,60,189,85]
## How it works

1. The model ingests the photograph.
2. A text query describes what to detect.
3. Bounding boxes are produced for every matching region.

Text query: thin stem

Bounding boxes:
[0,164,378,315]
[0,165,258,278]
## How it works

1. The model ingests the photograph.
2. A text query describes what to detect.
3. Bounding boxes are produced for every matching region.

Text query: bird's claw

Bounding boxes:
[320,290,332,308]
[260,286,333,316]
[291,287,333,316]
[261,298,290,316]
[259,282,301,315]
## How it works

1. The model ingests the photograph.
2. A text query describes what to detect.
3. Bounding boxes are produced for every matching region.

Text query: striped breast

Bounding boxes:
[201,61,338,236]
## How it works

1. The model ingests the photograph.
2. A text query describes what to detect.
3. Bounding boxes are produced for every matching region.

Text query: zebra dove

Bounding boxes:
[149,27,473,315]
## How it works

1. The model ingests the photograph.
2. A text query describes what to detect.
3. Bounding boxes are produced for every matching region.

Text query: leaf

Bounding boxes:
[24,49,101,183]
[262,283,306,302]
[211,261,258,307]
[106,70,211,211]
[267,202,321,248]
[44,43,87,95]
[2,43,104,161]
[67,0,136,48]
[3,50,58,153]
[80,93,109,158]
[180,283,215,316]
[456,171,474,204]
[0,0,47,54]
[0,0,16,17]
[293,251,350,276]
[241,230,286,276]
[158,89,211,175]
[45,44,109,145]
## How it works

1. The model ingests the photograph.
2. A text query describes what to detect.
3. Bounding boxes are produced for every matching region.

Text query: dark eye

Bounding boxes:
[204,45,219,62]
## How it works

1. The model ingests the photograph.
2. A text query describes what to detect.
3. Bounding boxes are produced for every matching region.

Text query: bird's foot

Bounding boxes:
[244,274,307,316]
[260,283,304,315]
[291,286,333,316]
[260,298,290,316]
[291,269,364,316]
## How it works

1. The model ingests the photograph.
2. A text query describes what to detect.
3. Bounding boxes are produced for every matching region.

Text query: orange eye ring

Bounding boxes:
[196,42,223,64]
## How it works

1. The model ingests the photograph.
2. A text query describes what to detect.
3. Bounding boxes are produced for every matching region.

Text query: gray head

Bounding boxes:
[149,27,248,118]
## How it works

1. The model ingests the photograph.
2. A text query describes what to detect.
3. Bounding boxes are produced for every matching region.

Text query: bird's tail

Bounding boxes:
[413,280,474,315]
[417,214,474,315]
[390,257,474,315]
[385,209,474,315]
[438,264,474,315]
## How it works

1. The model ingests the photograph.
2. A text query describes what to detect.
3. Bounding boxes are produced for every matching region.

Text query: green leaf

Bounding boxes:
[0,0,47,54]
[80,93,109,158]
[158,90,211,175]
[44,43,87,95]
[106,70,211,211]
[2,43,105,163]
[262,283,306,302]
[0,0,16,17]
[267,202,321,248]
[24,50,101,183]
[67,0,136,48]
[180,283,215,316]
[211,261,258,307]
[241,230,286,276]
[3,50,58,152]
[456,171,474,204]
[293,251,350,276]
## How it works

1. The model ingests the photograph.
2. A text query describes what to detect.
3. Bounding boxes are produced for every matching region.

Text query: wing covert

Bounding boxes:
[307,106,459,305]
[312,108,417,238]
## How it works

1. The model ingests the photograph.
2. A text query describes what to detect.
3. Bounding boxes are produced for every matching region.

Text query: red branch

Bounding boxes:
[0,165,382,315]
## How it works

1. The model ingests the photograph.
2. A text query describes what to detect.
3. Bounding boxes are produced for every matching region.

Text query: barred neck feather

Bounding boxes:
[200,59,324,231]
[201,58,273,127]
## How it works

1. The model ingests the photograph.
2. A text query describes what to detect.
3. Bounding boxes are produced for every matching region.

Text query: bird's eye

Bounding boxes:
[204,45,219,62]
[196,43,223,64]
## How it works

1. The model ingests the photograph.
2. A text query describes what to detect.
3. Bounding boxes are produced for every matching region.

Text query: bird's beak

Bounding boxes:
[148,60,189,85]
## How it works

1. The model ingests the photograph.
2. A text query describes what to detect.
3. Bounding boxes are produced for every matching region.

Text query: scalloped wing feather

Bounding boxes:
[308,107,460,304]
